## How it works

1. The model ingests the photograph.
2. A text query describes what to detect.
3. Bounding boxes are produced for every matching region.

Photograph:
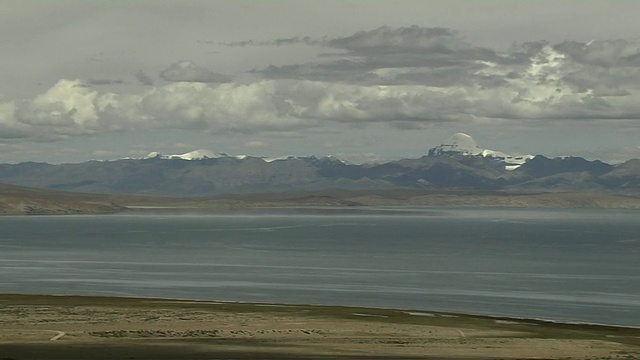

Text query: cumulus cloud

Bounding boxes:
[1,79,318,141]
[139,81,316,133]
[0,79,146,141]
[160,60,232,83]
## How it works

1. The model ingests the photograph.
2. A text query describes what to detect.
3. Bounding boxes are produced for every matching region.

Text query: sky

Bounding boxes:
[2,1,640,164]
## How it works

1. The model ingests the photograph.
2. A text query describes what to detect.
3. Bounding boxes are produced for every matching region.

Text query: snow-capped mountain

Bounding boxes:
[0,145,634,196]
[142,150,350,164]
[144,149,238,160]
[428,133,534,170]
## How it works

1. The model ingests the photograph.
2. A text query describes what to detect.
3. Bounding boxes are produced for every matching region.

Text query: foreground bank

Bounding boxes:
[0,294,638,360]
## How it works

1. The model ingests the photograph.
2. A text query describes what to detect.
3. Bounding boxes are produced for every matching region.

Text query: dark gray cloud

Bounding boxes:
[251,26,513,84]
[160,60,232,83]
[328,26,464,54]
[223,36,322,47]
[254,60,373,82]
[554,40,640,68]
[0,125,30,140]
[562,68,634,96]
[86,79,125,86]
[134,70,154,86]
[225,26,475,56]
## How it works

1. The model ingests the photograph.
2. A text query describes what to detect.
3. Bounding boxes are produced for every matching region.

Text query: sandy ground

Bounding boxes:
[1,295,639,360]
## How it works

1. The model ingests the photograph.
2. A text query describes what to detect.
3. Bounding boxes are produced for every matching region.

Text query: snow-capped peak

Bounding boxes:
[429,133,483,156]
[144,149,225,160]
[428,133,534,170]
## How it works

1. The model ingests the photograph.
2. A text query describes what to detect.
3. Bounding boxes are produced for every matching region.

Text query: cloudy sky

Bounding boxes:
[2,1,640,164]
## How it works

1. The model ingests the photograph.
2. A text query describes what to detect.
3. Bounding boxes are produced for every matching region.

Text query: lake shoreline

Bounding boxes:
[4,185,640,216]
[1,293,639,359]
[4,292,639,330]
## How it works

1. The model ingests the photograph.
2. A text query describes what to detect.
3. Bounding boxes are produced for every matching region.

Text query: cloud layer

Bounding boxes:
[2,26,640,143]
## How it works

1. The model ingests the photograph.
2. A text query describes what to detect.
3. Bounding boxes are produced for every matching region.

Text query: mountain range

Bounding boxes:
[0,133,638,197]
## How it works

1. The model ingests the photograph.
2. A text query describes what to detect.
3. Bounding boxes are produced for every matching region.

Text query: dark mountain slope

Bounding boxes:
[514,156,614,178]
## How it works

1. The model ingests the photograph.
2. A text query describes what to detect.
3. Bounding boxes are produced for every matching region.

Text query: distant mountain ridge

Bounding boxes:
[0,134,638,196]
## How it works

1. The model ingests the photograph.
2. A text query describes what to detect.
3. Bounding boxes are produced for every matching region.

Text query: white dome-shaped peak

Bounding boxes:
[176,149,222,160]
[445,133,478,151]
[437,132,481,155]
[145,151,161,159]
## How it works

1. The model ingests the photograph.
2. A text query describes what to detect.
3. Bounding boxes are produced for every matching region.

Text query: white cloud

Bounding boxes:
[139,81,316,133]
[11,79,145,140]
[3,70,640,145]
[25,80,101,129]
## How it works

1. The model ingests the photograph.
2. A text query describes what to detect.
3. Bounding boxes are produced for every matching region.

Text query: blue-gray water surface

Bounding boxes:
[1,207,639,327]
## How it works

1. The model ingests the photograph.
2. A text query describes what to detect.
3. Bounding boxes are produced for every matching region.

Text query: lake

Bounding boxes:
[0,207,639,327]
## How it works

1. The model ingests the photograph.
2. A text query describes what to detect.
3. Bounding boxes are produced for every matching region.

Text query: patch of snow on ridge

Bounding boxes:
[428,132,534,170]
[262,155,299,163]
[172,149,223,160]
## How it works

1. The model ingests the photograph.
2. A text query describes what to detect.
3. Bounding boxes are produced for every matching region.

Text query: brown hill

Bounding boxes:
[0,183,126,215]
